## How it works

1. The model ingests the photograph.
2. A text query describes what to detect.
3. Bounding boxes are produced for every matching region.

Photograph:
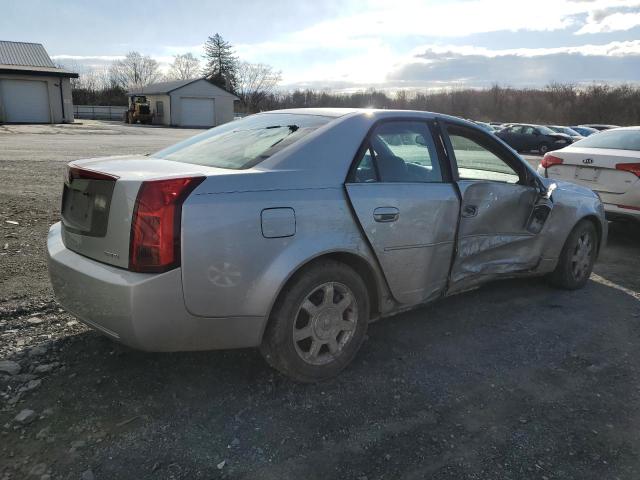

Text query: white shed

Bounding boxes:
[130,78,238,128]
[0,41,77,124]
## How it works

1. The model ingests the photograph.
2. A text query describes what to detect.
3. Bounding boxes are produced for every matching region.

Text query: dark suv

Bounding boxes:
[496,124,573,154]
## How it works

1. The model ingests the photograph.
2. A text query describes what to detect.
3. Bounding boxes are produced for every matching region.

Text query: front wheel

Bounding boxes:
[548,220,598,290]
[260,260,369,382]
[538,142,550,154]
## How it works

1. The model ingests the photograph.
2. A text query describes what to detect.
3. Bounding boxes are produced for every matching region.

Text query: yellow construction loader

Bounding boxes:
[123,95,153,124]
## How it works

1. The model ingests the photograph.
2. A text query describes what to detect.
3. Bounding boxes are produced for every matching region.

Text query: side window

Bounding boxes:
[447,126,521,184]
[523,126,535,135]
[353,121,443,183]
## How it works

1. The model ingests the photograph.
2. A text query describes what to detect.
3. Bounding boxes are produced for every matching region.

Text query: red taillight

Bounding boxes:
[615,163,640,178]
[541,154,563,169]
[129,176,204,273]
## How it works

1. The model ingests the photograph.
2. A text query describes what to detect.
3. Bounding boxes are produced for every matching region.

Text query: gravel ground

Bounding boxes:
[1,121,639,480]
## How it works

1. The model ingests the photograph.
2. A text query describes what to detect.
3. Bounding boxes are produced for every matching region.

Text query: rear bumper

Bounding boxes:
[47,222,264,352]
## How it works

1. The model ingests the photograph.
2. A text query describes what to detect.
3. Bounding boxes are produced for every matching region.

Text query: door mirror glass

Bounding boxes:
[365,121,443,183]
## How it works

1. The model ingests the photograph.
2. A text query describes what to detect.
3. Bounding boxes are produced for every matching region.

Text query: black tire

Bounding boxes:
[548,220,598,290]
[538,142,550,154]
[260,260,370,382]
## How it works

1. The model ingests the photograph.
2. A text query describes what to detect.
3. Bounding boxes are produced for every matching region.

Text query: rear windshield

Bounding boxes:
[573,129,640,151]
[151,113,331,169]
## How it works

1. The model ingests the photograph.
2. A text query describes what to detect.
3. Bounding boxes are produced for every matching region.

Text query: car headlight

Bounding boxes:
[554,139,567,144]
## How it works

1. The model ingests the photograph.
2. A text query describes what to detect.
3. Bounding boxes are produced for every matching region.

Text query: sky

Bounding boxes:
[2,0,640,91]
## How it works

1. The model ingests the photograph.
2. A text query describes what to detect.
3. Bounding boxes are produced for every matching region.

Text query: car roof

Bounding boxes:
[260,107,443,120]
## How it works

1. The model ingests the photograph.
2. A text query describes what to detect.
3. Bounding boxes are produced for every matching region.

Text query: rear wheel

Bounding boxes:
[548,220,598,290]
[260,260,369,382]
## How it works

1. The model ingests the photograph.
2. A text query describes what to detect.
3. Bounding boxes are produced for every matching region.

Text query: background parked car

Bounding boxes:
[473,120,499,134]
[570,125,599,137]
[547,125,584,142]
[496,123,572,154]
[580,124,620,131]
[539,127,640,222]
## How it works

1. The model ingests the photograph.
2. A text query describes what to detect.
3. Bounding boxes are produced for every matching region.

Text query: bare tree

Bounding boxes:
[236,61,282,112]
[167,53,201,80]
[109,51,161,91]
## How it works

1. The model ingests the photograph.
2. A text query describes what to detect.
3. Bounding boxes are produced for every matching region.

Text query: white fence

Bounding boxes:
[74,105,127,121]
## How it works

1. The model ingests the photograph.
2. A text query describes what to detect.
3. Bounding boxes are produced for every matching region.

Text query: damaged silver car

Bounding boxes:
[47,109,607,382]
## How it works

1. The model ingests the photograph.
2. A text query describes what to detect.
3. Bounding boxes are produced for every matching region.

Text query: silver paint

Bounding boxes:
[47,108,607,352]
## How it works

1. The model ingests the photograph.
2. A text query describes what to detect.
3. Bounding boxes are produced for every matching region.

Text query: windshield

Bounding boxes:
[537,126,556,135]
[573,129,640,151]
[152,113,332,169]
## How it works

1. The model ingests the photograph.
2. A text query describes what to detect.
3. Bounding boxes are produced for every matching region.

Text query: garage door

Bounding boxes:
[180,97,214,127]
[1,79,50,123]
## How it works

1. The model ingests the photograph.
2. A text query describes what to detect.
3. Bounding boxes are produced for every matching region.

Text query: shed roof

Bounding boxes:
[129,78,238,99]
[0,40,78,77]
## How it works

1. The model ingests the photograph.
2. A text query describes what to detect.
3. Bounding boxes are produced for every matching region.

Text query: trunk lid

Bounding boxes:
[545,147,640,195]
[60,155,229,268]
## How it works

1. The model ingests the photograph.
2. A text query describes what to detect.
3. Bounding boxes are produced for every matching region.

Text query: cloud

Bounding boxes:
[386,41,640,88]
[576,9,640,33]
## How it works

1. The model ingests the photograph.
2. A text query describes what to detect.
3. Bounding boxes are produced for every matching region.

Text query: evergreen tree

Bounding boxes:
[203,33,237,92]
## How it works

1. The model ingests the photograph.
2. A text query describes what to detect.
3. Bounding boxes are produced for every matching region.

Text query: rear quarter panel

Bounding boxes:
[180,186,385,318]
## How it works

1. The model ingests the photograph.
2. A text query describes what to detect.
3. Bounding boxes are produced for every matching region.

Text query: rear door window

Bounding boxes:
[353,121,443,183]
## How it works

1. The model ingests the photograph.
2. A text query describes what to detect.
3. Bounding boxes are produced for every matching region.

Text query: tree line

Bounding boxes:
[257,83,640,125]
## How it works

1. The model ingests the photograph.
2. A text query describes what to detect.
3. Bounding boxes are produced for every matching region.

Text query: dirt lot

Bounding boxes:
[1,121,639,480]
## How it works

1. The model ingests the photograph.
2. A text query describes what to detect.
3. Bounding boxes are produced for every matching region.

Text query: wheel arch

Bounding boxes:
[259,250,383,343]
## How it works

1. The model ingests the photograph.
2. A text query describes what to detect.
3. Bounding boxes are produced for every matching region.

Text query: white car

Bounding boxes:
[538,127,640,221]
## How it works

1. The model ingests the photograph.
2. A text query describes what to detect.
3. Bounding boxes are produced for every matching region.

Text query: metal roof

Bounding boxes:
[0,40,78,77]
[130,78,199,95]
[0,41,56,67]
[129,78,239,98]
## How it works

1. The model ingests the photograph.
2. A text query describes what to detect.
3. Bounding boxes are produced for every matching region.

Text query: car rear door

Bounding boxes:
[441,121,549,293]
[501,126,526,151]
[345,119,459,306]
[521,126,539,151]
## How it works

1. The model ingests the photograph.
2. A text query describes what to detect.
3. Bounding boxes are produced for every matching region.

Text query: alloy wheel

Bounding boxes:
[292,282,358,366]
[571,231,593,281]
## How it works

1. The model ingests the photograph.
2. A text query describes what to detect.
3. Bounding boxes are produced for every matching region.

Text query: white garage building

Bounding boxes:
[130,78,238,128]
[0,41,77,124]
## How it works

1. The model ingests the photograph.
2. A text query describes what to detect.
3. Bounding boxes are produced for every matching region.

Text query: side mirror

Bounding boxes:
[543,182,557,199]
[526,202,552,234]
[415,134,427,146]
[527,182,557,234]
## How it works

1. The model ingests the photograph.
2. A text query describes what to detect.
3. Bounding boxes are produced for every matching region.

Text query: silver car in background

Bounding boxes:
[48,108,606,382]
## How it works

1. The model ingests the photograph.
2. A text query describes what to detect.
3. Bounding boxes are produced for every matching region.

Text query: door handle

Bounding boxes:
[462,204,478,218]
[373,207,399,223]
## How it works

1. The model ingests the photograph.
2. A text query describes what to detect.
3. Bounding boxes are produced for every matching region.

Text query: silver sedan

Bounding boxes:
[47,108,607,381]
